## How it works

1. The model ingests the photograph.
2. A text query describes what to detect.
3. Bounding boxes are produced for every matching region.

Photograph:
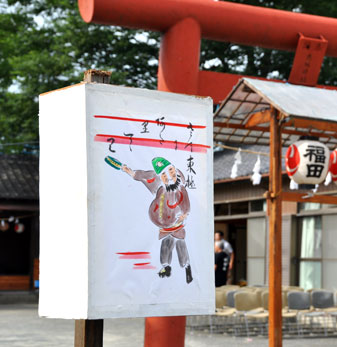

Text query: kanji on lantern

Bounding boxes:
[285,140,330,185]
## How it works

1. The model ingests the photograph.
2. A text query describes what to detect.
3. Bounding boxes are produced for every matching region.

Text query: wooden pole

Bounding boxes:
[268,110,283,347]
[73,69,109,347]
[74,320,104,347]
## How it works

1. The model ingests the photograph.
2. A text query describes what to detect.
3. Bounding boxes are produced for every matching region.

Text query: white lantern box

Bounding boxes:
[39,83,215,319]
[285,139,330,185]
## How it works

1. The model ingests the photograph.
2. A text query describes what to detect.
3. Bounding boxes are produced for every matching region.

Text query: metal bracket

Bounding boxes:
[288,33,328,86]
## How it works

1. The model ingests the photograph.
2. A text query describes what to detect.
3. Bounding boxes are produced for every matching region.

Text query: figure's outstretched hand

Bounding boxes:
[122,165,135,177]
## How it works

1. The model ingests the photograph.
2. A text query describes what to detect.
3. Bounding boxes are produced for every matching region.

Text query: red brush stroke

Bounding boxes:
[134,262,151,266]
[162,224,184,232]
[133,265,157,270]
[167,192,183,209]
[94,115,206,129]
[95,134,210,153]
[117,252,150,255]
[117,252,151,260]
[147,177,156,183]
[118,254,151,259]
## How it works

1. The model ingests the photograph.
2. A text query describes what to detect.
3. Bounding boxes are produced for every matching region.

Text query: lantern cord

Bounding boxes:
[214,143,285,158]
[0,213,37,222]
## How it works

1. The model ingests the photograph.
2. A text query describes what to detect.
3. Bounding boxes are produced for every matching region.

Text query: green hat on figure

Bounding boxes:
[152,157,171,175]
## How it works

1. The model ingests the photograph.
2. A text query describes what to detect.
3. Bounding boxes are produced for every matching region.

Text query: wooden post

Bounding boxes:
[73,69,110,347]
[268,110,283,347]
[74,320,104,347]
[83,69,112,84]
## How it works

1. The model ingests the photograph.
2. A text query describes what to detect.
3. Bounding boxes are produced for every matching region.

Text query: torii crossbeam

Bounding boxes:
[77,1,337,347]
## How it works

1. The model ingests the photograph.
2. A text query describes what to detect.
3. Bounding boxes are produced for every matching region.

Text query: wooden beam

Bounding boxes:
[214,121,337,141]
[74,320,103,347]
[281,191,337,205]
[0,203,39,211]
[245,109,271,127]
[0,276,30,290]
[214,122,268,131]
[268,110,283,347]
[284,117,337,134]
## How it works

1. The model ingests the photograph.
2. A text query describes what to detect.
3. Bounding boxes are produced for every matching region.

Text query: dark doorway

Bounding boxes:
[215,219,247,285]
[0,216,31,275]
[228,220,247,285]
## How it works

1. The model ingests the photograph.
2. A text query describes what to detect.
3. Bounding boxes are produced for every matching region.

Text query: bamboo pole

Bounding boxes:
[268,110,283,347]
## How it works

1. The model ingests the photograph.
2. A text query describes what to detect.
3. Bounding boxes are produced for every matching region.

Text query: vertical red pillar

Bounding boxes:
[144,18,201,347]
[158,17,201,94]
[144,316,186,347]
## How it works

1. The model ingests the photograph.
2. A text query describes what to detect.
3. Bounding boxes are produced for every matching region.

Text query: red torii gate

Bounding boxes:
[79,0,337,102]
[77,1,337,347]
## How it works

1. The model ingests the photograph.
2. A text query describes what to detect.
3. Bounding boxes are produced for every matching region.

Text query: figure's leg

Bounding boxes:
[160,235,175,265]
[176,239,190,267]
[176,239,193,284]
[158,235,175,278]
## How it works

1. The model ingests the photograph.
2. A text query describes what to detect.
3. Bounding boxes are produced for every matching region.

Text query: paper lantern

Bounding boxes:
[14,223,25,233]
[285,140,330,185]
[39,83,214,319]
[0,220,9,232]
[329,149,337,183]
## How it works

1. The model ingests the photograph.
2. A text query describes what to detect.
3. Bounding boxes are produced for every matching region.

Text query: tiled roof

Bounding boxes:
[214,78,337,149]
[214,145,287,181]
[0,154,39,200]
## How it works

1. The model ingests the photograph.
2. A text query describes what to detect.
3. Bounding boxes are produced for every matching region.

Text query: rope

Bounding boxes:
[214,143,285,158]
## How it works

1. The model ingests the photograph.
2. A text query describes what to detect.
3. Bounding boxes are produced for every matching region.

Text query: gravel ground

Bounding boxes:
[0,304,337,347]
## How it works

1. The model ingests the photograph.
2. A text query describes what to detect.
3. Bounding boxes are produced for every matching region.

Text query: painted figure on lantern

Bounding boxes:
[106,155,193,284]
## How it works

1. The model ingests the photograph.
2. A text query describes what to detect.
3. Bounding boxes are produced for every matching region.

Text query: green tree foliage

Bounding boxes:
[0,0,159,151]
[0,0,336,151]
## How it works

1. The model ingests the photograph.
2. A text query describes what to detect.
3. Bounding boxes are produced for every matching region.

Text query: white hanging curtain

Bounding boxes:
[299,216,322,290]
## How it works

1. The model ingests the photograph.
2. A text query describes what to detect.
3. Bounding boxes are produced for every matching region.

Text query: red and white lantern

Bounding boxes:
[329,149,337,183]
[285,140,330,185]
[14,223,25,233]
